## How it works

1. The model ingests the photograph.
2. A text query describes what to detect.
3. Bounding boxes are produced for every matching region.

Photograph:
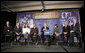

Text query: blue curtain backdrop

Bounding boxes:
[16,10,80,41]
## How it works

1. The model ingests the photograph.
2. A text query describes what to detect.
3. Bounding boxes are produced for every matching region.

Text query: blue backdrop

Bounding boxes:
[17,10,80,41]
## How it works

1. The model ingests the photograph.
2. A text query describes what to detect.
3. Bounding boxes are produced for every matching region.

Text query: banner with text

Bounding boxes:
[17,9,80,36]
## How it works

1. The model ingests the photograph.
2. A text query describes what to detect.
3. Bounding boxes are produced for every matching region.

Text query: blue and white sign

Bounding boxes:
[44,30,53,35]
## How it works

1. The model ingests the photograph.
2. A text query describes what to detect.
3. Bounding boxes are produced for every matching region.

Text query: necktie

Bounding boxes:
[73,24,75,31]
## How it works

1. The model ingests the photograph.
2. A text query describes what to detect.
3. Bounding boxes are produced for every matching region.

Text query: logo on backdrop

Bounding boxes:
[60,12,75,27]
[17,10,79,35]
[19,17,33,28]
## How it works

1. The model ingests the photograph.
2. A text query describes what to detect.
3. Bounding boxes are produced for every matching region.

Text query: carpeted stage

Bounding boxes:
[1,42,84,52]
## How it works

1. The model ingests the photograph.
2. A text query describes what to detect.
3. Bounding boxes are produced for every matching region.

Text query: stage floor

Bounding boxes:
[1,42,84,52]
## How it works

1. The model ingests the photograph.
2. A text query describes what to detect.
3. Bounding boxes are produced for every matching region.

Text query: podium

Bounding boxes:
[44,30,53,35]
[44,30,53,46]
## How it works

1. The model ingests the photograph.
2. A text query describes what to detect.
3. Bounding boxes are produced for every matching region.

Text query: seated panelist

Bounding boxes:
[70,18,81,47]
[14,22,22,42]
[53,24,59,37]
[22,24,30,42]
[52,24,60,45]
[62,21,70,43]
[30,24,38,43]
[4,21,12,42]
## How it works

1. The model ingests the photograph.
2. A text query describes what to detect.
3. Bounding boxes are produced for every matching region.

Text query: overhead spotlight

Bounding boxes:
[41,1,45,12]
[42,8,44,12]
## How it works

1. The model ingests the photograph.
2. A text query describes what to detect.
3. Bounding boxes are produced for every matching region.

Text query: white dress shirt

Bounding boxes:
[22,28,30,34]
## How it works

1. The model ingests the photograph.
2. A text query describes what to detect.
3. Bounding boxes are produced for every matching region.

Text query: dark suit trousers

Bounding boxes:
[41,34,45,44]
[31,35,38,42]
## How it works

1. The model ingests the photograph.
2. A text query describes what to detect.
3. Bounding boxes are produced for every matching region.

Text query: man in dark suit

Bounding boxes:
[30,24,38,44]
[62,21,70,44]
[4,21,13,43]
[70,18,81,47]
[41,23,49,44]
[13,22,22,42]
